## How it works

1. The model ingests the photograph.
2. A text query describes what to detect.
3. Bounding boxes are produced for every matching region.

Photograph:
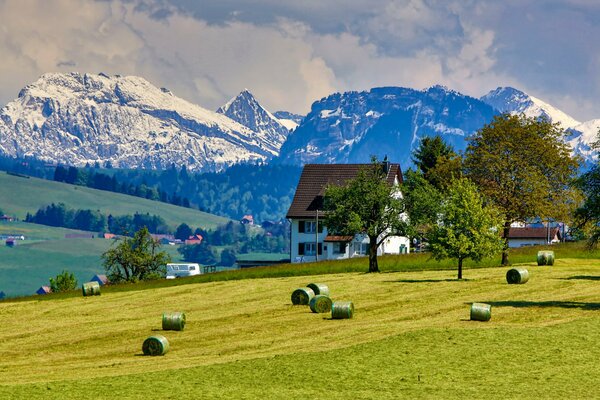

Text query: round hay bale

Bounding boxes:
[306,283,330,297]
[82,281,101,296]
[331,301,354,319]
[470,303,491,321]
[506,268,530,284]
[537,250,555,266]
[162,312,186,331]
[291,287,315,305]
[309,295,333,313]
[142,335,169,356]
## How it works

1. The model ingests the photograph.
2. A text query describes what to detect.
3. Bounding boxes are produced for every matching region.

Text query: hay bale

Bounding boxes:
[142,335,169,356]
[331,301,354,319]
[307,283,330,296]
[470,303,491,321]
[506,268,530,284]
[162,312,186,331]
[291,287,315,305]
[309,295,333,313]
[82,281,101,296]
[537,250,555,266]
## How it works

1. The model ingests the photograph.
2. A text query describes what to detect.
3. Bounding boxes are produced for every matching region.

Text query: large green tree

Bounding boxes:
[102,227,171,283]
[429,178,503,279]
[464,113,580,265]
[575,131,600,247]
[412,135,462,192]
[401,169,442,239]
[323,159,406,273]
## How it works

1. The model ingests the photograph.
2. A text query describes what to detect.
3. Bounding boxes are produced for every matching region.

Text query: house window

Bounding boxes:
[298,220,323,234]
[356,243,368,255]
[298,242,323,256]
[304,242,317,255]
[333,242,347,254]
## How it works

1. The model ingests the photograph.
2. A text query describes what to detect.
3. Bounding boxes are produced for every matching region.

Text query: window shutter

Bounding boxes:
[318,243,322,255]
[298,243,304,255]
[299,221,305,233]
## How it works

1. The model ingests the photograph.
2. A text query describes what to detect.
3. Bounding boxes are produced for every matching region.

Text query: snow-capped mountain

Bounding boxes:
[276,85,497,168]
[273,111,304,130]
[0,73,282,171]
[481,87,581,129]
[481,87,598,165]
[216,89,290,148]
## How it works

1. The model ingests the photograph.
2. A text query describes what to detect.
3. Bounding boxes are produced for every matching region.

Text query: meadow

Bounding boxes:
[0,172,229,229]
[1,255,599,399]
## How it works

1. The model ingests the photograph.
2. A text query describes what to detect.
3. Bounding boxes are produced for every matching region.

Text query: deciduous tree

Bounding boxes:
[324,158,406,273]
[49,270,78,293]
[575,131,600,247]
[102,227,171,283]
[464,114,580,265]
[429,178,503,279]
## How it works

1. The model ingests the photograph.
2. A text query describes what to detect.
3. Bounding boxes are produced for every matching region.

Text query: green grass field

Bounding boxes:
[1,256,599,399]
[0,172,229,229]
[0,221,185,297]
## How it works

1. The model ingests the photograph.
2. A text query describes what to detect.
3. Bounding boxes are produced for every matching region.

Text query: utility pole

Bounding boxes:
[315,209,319,262]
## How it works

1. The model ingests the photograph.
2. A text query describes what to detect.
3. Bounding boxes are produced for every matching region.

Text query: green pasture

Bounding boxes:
[1,258,600,398]
[0,172,229,229]
[0,221,185,297]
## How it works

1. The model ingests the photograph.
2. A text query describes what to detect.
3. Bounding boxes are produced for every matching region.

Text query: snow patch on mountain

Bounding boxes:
[0,73,280,171]
[216,89,290,150]
[481,87,580,129]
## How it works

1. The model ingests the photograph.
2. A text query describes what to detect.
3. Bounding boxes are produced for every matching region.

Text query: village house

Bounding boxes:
[286,162,410,263]
[506,226,562,248]
[185,234,203,245]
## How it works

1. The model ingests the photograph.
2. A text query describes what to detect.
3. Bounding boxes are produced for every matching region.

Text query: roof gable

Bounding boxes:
[286,163,402,219]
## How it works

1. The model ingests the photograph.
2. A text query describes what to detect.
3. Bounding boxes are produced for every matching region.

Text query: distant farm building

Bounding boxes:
[36,286,52,295]
[5,239,15,247]
[506,227,562,248]
[0,215,15,222]
[240,215,254,225]
[90,274,109,286]
[65,233,95,239]
[185,234,203,245]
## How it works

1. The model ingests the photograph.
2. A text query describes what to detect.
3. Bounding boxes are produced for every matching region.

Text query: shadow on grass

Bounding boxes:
[483,300,600,310]
[386,278,471,283]
[562,275,600,281]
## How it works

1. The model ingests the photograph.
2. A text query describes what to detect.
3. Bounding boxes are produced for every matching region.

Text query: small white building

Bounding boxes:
[286,162,410,263]
[506,226,562,248]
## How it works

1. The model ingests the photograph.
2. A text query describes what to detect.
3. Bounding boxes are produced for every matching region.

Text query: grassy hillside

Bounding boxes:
[0,172,229,229]
[1,257,599,398]
[0,221,184,297]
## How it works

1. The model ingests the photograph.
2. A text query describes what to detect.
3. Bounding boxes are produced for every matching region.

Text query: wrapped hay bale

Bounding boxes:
[331,301,354,319]
[506,268,530,284]
[537,251,555,266]
[309,295,333,313]
[291,287,315,305]
[142,335,169,356]
[470,303,491,321]
[82,281,101,296]
[162,312,186,331]
[307,283,330,297]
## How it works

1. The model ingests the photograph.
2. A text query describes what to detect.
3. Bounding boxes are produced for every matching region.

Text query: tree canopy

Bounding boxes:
[464,113,580,265]
[429,178,503,279]
[412,135,462,192]
[324,158,406,273]
[49,270,78,293]
[575,131,600,247]
[102,227,171,283]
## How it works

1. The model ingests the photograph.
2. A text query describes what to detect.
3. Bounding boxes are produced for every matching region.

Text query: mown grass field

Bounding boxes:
[0,172,229,229]
[1,256,599,399]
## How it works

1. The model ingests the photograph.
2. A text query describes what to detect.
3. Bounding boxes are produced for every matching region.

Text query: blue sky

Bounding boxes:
[0,0,598,121]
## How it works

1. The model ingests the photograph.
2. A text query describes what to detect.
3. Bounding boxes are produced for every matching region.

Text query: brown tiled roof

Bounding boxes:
[286,163,403,219]
[324,235,354,242]
[506,227,560,239]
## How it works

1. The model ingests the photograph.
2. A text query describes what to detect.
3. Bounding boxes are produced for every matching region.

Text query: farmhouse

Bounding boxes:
[506,226,562,248]
[185,234,203,245]
[286,162,410,263]
[90,274,109,286]
[36,286,52,295]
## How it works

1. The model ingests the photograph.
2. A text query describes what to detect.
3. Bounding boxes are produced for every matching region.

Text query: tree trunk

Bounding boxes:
[502,220,511,266]
[368,236,379,273]
[458,257,463,280]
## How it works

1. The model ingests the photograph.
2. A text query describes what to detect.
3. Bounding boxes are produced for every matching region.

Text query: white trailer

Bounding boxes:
[165,263,202,279]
